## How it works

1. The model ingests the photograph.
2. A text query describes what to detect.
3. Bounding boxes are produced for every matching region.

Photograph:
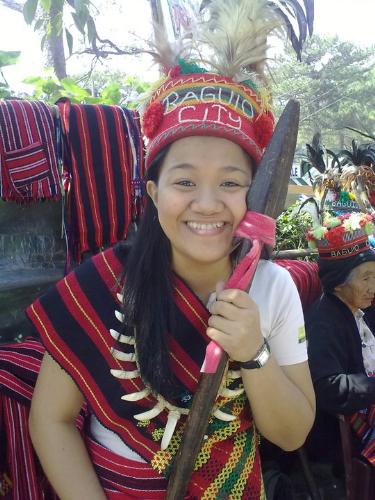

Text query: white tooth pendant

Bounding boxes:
[115,310,125,323]
[110,369,140,379]
[109,329,135,345]
[110,348,136,362]
[227,370,241,379]
[134,401,165,421]
[214,409,237,422]
[220,387,245,398]
[121,388,151,402]
[161,410,181,450]
[116,292,124,303]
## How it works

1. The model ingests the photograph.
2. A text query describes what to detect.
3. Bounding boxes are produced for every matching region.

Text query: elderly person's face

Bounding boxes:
[334,261,375,312]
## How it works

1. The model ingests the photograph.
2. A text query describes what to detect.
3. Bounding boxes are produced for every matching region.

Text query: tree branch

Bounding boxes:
[0,0,23,13]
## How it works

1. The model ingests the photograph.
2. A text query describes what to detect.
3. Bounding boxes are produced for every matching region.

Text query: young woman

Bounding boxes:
[27,1,316,498]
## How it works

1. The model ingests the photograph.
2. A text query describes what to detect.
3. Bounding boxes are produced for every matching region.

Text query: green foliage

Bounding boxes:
[275,203,313,251]
[21,72,150,106]
[23,0,39,24]
[270,35,375,151]
[23,0,95,43]
[0,50,21,68]
[0,50,21,99]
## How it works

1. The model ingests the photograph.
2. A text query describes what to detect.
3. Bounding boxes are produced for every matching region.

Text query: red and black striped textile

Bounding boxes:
[0,100,60,202]
[58,98,145,262]
[26,245,262,497]
[275,259,321,310]
[0,340,90,499]
[0,339,57,499]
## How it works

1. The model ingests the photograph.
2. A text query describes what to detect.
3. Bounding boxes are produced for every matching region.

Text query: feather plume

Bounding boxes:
[145,0,314,83]
[144,21,190,69]
[194,0,281,80]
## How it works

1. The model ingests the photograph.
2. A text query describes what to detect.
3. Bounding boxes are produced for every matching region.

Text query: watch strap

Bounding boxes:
[239,338,270,369]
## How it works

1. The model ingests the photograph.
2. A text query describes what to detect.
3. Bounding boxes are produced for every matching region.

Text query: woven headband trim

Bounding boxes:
[318,239,370,260]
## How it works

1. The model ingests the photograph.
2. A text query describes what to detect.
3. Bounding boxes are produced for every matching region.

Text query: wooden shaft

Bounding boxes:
[272,248,318,259]
[166,353,229,499]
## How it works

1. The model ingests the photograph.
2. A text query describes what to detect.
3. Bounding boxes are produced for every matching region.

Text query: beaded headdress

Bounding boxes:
[307,212,375,261]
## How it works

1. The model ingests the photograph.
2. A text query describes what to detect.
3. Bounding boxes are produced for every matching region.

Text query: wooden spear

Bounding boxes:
[166,99,301,499]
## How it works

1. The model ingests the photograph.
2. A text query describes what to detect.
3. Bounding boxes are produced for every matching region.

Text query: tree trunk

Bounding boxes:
[45,1,67,80]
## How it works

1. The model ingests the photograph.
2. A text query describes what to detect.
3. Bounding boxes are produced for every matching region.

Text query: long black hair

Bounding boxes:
[119,147,179,398]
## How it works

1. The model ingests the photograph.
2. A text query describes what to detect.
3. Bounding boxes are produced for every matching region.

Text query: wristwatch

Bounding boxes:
[239,339,271,369]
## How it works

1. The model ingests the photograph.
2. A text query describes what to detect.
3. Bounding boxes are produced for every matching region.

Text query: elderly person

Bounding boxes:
[306,212,375,466]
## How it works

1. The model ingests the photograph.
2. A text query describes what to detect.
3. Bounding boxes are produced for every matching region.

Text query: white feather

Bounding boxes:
[193,0,282,79]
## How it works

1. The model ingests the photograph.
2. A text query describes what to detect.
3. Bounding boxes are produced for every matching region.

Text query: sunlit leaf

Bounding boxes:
[60,77,90,99]
[52,12,63,35]
[40,0,51,11]
[74,0,85,12]
[72,12,86,34]
[0,50,21,68]
[23,76,46,85]
[65,28,74,56]
[101,82,121,104]
[34,18,44,31]
[41,33,47,50]
[87,15,96,44]
[23,0,39,24]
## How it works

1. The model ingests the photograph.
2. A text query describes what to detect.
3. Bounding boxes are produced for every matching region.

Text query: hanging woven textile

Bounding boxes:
[0,99,60,202]
[57,98,145,263]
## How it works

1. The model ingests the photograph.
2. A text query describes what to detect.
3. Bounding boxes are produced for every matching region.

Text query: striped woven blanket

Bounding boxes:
[58,99,144,262]
[0,100,60,202]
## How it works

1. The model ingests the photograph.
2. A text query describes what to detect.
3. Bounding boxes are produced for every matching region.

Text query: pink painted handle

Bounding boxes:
[201,211,276,373]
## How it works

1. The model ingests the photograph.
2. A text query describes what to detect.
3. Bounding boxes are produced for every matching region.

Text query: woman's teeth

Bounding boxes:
[187,222,224,232]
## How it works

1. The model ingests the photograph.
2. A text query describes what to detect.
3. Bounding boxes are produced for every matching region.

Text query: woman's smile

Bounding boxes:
[185,220,226,236]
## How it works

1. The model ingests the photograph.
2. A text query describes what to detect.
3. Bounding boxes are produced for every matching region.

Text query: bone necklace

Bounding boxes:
[109,293,244,450]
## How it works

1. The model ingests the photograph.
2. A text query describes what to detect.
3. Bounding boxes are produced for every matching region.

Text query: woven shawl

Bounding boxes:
[26,245,264,499]
[57,99,145,262]
[0,100,60,202]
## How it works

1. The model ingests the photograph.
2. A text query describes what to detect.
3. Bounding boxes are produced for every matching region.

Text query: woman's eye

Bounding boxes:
[221,181,241,187]
[176,180,194,187]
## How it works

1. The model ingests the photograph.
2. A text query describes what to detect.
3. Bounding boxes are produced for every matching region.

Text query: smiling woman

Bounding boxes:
[146,136,252,290]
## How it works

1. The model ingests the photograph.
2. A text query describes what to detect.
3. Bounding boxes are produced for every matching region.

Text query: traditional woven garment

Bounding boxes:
[0,339,59,499]
[0,99,60,202]
[348,405,375,466]
[26,245,264,499]
[274,260,321,311]
[57,98,145,262]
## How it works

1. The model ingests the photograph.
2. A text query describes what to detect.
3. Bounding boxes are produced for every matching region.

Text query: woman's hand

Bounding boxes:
[206,284,264,362]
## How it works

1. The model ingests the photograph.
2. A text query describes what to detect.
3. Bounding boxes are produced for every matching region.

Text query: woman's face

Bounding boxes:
[146,136,253,273]
[335,261,375,311]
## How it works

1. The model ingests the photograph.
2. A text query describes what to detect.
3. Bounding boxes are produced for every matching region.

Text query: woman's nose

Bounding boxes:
[190,188,223,214]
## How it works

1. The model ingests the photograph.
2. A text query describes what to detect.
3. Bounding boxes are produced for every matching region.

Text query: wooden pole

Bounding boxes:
[272,248,318,259]
[166,99,301,499]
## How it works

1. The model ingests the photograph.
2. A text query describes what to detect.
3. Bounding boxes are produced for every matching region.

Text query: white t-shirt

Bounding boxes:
[90,259,307,457]
[250,259,307,366]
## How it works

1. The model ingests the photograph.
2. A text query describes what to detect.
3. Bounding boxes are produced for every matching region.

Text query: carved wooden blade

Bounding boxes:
[166,99,300,499]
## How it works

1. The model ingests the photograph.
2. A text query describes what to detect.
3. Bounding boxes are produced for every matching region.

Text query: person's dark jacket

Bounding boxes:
[306,293,375,415]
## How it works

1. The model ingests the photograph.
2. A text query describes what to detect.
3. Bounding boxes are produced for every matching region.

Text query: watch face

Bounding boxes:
[257,346,270,366]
